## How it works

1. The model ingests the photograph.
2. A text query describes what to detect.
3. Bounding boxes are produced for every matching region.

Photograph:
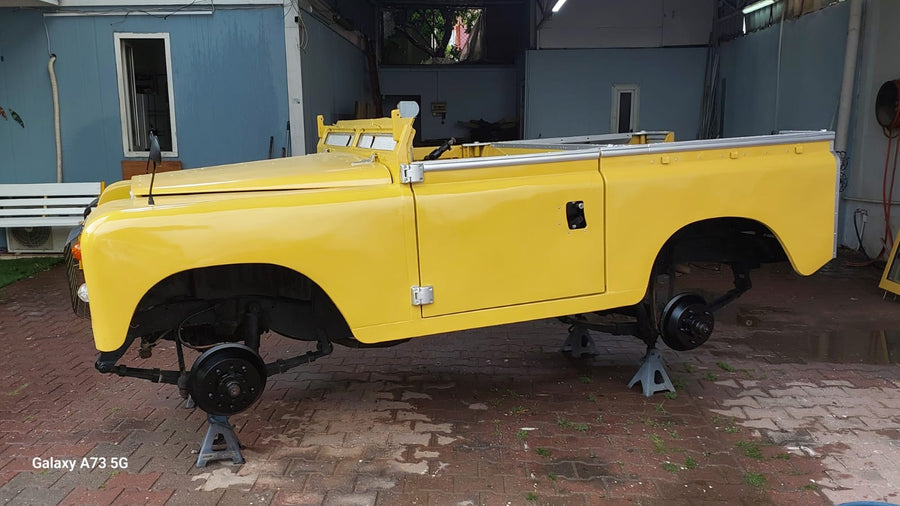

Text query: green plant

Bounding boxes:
[516,430,528,441]
[744,472,766,488]
[535,447,551,457]
[801,483,818,491]
[548,473,557,481]
[557,418,573,428]
[510,406,527,416]
[736,440,763,459]
[716,361,736,372]
[664,391,677,400]
[684,456,697,469]
[650,434,666,454]
[6,383,29,396]
[574,423,589,432]
[662,462,679,473]
[0,106,25,128]
[586,393,597,402]
[682,363,694,373]
[703,372,719,381]
[526,492,537,501]
[773,452,791,461]
[578,375,592,384]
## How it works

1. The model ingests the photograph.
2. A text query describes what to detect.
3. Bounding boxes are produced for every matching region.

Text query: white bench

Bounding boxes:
[0,182,103,253]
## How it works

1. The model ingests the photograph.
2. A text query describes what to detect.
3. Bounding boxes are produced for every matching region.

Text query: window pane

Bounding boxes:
[617,92,632,133]
[325,133,353,147]
[124,38,172,152]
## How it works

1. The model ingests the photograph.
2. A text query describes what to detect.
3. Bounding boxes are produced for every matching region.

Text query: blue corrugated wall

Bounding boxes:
[0,7,289,185]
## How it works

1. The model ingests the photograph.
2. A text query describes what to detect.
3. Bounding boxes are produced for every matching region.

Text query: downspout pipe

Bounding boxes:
[835,0,863,153]
[48,54,62,183]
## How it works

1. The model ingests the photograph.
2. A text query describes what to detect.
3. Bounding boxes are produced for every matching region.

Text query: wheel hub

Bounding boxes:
[188,343,267,416]
[660,293,715,351]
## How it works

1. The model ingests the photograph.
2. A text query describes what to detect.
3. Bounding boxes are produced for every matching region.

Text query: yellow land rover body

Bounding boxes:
[66,106,837,413]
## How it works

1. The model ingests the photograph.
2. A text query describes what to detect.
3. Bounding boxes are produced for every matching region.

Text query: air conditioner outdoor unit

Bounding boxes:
[5,226,71,253]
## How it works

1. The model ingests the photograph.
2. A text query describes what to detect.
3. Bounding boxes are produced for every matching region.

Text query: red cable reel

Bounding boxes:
[875,80,900,256]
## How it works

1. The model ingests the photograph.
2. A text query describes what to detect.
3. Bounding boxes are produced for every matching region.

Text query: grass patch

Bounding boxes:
[684,456,697,469]
[650,434,667,454]
[509,406,527,416]
[736,440,764,459]
[6,383,29,396]
[662,462,680,473]
[557,418,573,428]
[664,391,678,400]
[773,452,791,461]
[703,372,719,381]
[716,361,737,372]
[0,257,62,289]
[574,423,589,432]
[516,430,528,441]
[801,483,818,491]
[744,472,766,488]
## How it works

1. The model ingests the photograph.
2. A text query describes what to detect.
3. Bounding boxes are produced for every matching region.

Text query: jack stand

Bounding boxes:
[628,348,675,397]
[196,415,244,467]
[560,323,597,358]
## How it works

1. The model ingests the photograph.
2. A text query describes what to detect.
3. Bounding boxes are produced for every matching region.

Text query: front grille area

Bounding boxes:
[64,241,90,319]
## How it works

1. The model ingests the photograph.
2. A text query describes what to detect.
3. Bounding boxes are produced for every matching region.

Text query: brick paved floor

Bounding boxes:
[0,258,899,505]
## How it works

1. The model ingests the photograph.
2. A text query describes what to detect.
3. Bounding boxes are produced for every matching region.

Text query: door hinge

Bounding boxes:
[411,285,434,306]
[400,163,424,183]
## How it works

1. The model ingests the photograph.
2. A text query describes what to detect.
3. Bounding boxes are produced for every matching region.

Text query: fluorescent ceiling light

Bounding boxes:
[552,0,567,13]
[742,0,776,15]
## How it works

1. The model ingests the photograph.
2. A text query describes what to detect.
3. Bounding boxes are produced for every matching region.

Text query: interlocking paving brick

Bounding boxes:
[3,261,900,504]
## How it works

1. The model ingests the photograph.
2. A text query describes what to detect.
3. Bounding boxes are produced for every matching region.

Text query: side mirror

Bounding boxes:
[148,132,162,164]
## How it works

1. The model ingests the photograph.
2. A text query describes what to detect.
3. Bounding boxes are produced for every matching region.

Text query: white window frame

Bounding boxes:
[113,32,178,158]
[611,84,640,134]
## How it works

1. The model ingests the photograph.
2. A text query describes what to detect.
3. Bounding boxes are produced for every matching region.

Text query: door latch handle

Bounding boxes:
[566,201,587,230]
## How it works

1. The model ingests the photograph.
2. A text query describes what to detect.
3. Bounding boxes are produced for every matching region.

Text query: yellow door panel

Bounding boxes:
[412,159,605,317]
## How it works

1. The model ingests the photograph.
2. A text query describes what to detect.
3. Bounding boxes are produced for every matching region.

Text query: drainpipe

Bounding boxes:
[835,0,863,153]
[48,54,62,182]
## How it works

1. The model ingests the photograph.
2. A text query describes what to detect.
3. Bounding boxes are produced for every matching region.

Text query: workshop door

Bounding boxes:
[412,157,606,317]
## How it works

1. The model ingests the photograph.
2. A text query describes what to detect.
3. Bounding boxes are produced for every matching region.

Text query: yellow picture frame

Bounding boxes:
[879,229,900,295]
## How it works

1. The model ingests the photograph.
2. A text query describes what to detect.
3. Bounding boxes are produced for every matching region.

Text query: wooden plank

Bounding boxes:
[0,197,96,207]
[0,207,86,217]
[0,182,102,197]
[121,160,182,180]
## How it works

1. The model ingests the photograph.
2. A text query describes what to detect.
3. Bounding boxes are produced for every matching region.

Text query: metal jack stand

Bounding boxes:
[560,323,597,358]
[628,348,675,397]
[196,415,244,467]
